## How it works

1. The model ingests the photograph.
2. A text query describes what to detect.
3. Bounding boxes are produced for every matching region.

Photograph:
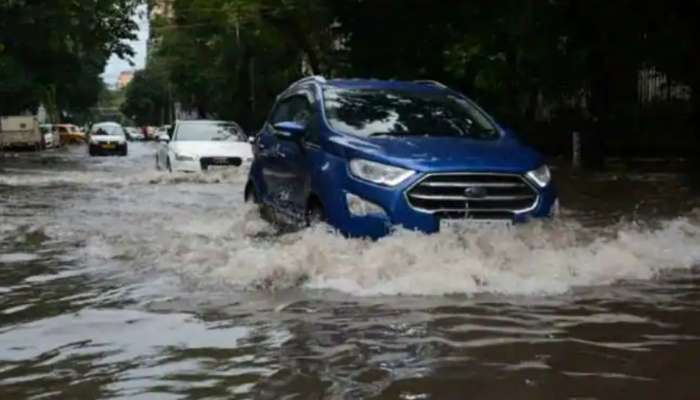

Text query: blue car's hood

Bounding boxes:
[329,134,544,173]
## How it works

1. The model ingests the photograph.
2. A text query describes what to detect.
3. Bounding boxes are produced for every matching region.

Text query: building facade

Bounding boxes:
[117,71,134,90]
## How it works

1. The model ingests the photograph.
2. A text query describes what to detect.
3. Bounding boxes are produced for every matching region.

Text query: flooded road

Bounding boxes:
[1,143,699,399]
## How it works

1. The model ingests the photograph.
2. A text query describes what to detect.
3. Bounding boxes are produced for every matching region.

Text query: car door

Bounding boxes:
[256,97,293,207]
[273,89,318,219]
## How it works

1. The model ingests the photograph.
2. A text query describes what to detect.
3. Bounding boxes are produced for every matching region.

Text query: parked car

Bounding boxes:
[40,124,61,148]
[144,126,157,141]
[88,122,128,156]
[245,77,558,238]
[0,116,42,150]
[125,127,144,141]
[55,124,85,144]
[153,125,171,142]
[156,120,252,172]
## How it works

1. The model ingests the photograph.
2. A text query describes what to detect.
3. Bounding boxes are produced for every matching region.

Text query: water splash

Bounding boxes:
[85,203,700,297]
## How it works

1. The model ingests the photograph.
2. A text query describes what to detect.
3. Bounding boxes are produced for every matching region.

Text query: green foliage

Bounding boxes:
[0,0,142,117]
[130,0,698,156]
[121,67,169,125]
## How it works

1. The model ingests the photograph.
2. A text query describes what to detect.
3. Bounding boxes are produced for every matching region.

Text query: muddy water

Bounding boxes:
[1,144,699,399]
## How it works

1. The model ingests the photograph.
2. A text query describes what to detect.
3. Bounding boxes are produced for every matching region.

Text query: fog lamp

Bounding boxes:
[346,193,386,217]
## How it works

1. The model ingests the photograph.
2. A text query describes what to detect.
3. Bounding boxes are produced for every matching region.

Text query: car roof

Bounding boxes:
[93,122,121,127]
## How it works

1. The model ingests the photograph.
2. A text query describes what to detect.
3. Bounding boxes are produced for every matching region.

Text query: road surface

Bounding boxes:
[1,143,699,399]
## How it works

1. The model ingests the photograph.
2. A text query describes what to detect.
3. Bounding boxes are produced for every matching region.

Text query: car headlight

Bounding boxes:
[174,153,196,162]
[526,165,551,188]
[349,159,415,187]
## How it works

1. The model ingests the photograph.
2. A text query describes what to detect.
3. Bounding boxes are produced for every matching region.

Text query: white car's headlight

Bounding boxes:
[349,159,415,187]
[526,165,551,188]
[174,153,196,162]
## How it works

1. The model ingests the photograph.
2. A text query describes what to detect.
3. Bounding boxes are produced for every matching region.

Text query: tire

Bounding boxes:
[305,200,325,227]
[121,147,128,157]
[88,145,96,156]
[166,157,172,173]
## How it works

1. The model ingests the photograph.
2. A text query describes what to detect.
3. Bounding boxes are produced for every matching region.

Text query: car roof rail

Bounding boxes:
[414,80,449,89]
[291,75,327,87]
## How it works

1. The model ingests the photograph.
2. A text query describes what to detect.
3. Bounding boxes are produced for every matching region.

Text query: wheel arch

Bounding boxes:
[244,179,259,203]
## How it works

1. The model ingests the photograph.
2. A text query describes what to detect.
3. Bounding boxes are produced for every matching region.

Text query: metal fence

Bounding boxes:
[638,68,692,104]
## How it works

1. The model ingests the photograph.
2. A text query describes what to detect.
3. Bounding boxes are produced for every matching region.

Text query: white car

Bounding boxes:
[88,122,128,156]
[125,127,144,141]
[156,120,252,172]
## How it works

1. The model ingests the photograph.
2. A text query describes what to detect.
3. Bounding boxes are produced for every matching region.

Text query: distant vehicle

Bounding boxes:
[0,116,42,150]
[125,127,144,141]
[88,122,128,156]
[156,120,252,172]
[40,124,61,148]
[245,77,558,238]
[143,126,157,140]
[133,131,145,141]
[153,125,171,142]
[55,124,84,144]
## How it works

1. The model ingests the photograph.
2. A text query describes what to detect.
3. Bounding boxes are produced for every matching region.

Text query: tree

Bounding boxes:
[121,67,170,125]
[0,0,142,117]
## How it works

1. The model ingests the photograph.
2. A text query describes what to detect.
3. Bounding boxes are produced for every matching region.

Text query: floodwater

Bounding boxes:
[1,143,699,399]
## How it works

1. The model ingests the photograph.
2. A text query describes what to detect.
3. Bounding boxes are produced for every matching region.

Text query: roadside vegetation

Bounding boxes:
[2,1,699,164]
[128,0,699,163]
[0,0,141,123]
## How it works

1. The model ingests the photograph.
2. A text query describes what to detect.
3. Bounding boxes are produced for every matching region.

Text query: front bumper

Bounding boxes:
[170,156,250,172]
[319,159,558,239]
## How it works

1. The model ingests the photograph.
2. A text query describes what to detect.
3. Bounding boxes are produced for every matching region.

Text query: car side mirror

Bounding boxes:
[247,136,256,144]
[273,121,306,140]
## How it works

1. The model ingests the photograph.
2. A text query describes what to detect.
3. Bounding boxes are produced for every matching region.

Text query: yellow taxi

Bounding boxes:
[55,124,85,144]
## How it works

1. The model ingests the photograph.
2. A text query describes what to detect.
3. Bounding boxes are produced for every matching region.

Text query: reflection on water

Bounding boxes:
[1,144,699,399]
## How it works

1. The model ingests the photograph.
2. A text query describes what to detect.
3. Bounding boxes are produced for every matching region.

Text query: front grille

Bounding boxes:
[406,173,539,219]
[200,157,242,170]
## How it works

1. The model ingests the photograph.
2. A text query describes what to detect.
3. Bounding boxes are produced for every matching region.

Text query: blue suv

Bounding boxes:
[245,77,558,239]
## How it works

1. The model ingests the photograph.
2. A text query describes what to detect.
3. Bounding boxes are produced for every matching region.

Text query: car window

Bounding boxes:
[58,127,68,133]
[323,87,498,140]
[174,122,245,141]
[92,125,125,136]
[270,100,292,124]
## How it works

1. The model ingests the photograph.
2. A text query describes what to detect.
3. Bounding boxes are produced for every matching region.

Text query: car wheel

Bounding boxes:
[88,145,96,156]
[305,200,325,227]
[121,147,128,157]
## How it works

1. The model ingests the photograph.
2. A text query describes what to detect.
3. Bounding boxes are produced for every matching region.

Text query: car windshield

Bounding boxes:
[323,87,499,139]
[92,124,125,136]
[175,122,244,141]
